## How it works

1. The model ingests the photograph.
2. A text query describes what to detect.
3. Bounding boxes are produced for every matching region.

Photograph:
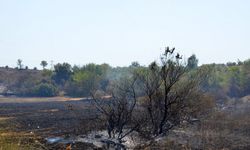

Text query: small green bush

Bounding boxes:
[33,83,58,97]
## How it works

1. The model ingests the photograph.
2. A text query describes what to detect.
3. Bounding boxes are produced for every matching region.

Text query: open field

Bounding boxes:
[1,96,250,150]
[0,97,98,149]
[0,97,85,103]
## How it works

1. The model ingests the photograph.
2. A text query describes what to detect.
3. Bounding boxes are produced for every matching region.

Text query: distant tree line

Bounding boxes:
[0,54,250,99]
[199,59,250,99]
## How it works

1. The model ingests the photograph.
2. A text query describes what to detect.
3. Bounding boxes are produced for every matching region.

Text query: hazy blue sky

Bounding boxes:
[0,0,249,68]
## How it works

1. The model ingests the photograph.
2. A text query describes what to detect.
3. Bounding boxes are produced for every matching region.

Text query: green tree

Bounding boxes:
[130,61,140,67]
[40,60,48,69]
[34,83,58,97]
[66,63,111,97]
[227,66,242,97]
[17,59,23,69]
[241,59,250,95]
[187,54,198,70]
[53,63,72,85]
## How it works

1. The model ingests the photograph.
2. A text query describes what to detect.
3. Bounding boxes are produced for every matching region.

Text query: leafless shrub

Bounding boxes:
[133,48,212,137]
[92,48,213,143]
[91,77,141,142]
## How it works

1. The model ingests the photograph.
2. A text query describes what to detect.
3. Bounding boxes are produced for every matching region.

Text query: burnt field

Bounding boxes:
[0,97,98,138]
[0,97,250,150]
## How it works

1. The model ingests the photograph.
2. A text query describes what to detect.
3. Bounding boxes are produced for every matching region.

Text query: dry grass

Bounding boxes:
[178,105,250,149]
[0,118,46,150]
[0,133,46,150]
[194,110,250,150]
[135,101,250,150]
[0,96,85,103]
